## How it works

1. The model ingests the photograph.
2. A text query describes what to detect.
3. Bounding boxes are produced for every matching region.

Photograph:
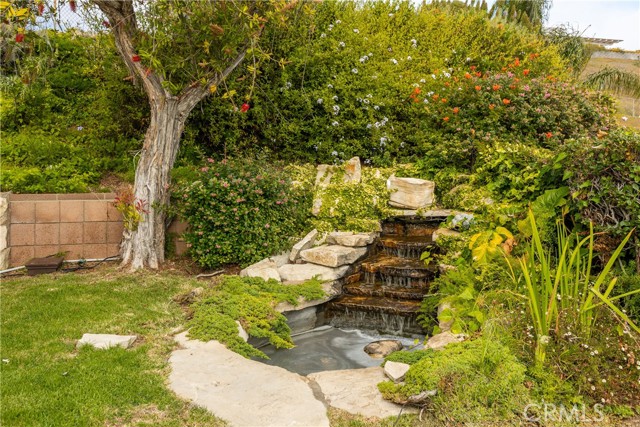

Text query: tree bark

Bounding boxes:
[120,97,186,270]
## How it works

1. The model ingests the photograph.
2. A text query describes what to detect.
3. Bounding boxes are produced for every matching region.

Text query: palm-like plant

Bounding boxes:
[583,67,640,99]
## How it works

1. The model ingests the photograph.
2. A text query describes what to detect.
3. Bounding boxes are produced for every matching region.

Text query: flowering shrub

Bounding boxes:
[113,187,148,231]
[175,159,310,268]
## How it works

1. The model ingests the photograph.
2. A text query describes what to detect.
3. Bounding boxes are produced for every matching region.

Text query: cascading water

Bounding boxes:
[323,216,442,336]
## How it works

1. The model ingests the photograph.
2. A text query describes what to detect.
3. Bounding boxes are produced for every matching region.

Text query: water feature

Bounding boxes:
[324,216,443,336]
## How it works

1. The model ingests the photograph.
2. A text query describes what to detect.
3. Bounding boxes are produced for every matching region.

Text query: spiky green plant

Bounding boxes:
[583,66,640,98]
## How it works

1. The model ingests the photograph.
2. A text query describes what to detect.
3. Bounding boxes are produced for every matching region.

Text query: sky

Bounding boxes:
[545,0,640,51]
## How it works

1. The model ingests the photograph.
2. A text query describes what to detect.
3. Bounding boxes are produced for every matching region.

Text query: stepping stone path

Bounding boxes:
[77,333,137,349]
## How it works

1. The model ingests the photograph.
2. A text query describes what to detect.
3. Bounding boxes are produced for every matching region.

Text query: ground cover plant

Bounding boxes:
[0,269,224,427]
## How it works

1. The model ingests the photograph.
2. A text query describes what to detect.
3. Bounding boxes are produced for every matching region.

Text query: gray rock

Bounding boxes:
[407,389,438,404]
[240,258,281,282]
[269,252,291,268]
[170,333,329,427]
[438,302,453,332]
[300,245,367,267]
[327,231,378,247]
[364,340,403,358]
[290,229,318,262]
[387,176,435,209]
[308,367,417,418]
[343,157,362,184]
[383,361,410,383]
[77,334,137,350]
[426,331,466,350]
[278,263,349,282]
[315,164,335,188]
[311,198,323,217]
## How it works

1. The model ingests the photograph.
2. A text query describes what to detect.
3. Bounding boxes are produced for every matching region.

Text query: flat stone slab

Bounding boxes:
[384,361,410,383]
[290,229,318,262]
[387,176,435,209]
[278,263,349,282]
[240,258,281,282]
[300,245,367,268]
[426,331,466,350]
[77,334,136,350]
[170,333,329,427]
[308,367,417,418]
[327,231,378,247]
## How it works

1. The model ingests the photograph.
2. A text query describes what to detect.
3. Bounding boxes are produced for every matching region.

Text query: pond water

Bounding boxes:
[255,326,422,375]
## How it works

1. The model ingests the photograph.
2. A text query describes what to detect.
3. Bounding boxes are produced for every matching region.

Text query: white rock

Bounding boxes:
[327,231,378,247]
[170,333,329,427]
[240,258,281,282]
[432,228,461,241]
[315,164,335,188]
[300,245,367,267]
[77,334,137,350]
[290,229,318,262]
[278,263,349,282]
[387,176,435,209]
[384,361,410,383]
[308,367,417,418]
[269,252,291,268]
[426,331,466,350]
[343,157,362,184]
[236,321,249,342]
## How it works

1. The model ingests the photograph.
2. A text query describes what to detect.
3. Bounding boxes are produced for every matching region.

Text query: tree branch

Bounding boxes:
[177,50,247,115]
[92,0,166,100]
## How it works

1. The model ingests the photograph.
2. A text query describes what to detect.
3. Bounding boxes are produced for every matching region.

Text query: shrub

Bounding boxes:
[188,275,325,358]
[378,338,528,423]
[175,159,311,268]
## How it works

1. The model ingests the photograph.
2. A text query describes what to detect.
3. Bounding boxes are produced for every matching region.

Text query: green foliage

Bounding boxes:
[384,349,435,366]
[617,274,640,323]
[378,338,528,423]
[311,167,395,232]
[187,275,325,359]
[436,287,486,334]
[175,159,311,268]
[469,226,513,264]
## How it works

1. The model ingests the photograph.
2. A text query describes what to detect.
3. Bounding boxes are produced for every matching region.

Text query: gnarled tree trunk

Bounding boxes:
[120,97,185,270]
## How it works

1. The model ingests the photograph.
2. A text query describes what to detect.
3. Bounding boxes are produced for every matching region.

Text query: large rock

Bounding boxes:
[300,245,367,268]
[315,164,335,188]
[327,231,378,247]
[290,229,318,262]
[387,176,435,209]
[308,367,417,418]
[383,361,410,383]
[343,157,362,184]
[77,334,137,350]
[240,258,281,282]
[278,263,349,282]
[170,333,329,427]
[432,228,462,241]
[364,340,403,358]
[426,331,466,350]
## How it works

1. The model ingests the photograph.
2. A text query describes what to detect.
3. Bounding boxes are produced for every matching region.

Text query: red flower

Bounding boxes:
[523,69,530,76]
[470,65,477,71]
[412,87,421,95]
[69,0,76,12]
[475,72,482,77]
[452,107,460,114]
[492,84,501,91]
[15,33,24,43]
[545,132,553,138]
[443,116,450,122]
[502,98,511,105]
[464,72,471,79]
[240,103,250,113]
[475,85,481,91]
[132,54,141,62]
[514,58,520,67]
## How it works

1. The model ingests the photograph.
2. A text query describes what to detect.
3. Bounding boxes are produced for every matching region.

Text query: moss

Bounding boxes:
[384,349,435,365]
[187,275,325,358]
[378,338,529,423]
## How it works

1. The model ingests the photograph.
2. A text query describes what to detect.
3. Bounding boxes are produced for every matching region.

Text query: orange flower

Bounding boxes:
[475,85,482,91]
[453,77,459,82]
[464,72,472,79]
[509,84,516,89]
[492,84,501,91]
[452,107,460,114]
[443,116,450,122]
[412,87,421,95]
[470,65,477,71]
[475,72,482,77]
[545,132,553,138]
[432,94,440,100]
[444,82,451,87]
[441,98,447,103]
[501,67,507,72]
[489,104,495,110]
[523,69,530,76]
[502,98,511,105]
[514,58,520,67]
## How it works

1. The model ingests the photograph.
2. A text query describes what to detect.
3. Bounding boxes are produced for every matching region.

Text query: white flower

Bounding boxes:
[351,68,358,74]
[622,116,628,121]
[335,20,341,24]
[331,121,339,127]
[452,49,456,53]
[420,78,426,83]
[359,56,367,63]
[374,105,380,110]
[466,57,472,62]
[366,123,372,129]
[332,105,340,115]
[366,93,372,98]
[431,74,436,79]
[327,84,334,89]
[388,13,394,17]
[363,99,370,104]
[285,81,292,89]
[443,72,451,78]
[328,24,333,31]
[390,59,398,65]
[406,56,412,60]
[332,95,339,101]
[338,41,345,48]
[317,98,323,105]
[353,29,359,33]
[426,91,434,96]
[410,38,417,44]
[423,99,429,104]
[601,379,606,383]
[331,150,338,156]
[400,141,405,148]
[368,53,373,56]
[374,122,381,128]
[320,33,326,38]
[380,137,387,146]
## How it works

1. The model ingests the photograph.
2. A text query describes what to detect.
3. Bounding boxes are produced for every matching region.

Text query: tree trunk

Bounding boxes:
[120,97,185,270]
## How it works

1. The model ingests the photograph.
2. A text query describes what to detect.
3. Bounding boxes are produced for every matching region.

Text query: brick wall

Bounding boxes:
[8,193,124,267]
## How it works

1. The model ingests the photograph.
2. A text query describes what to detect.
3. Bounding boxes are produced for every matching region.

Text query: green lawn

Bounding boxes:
[0,269,225,427]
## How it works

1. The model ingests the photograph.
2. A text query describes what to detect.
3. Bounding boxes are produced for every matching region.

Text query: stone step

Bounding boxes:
[381,217,442,238]
[300,245,368,268]
[361,253,436,279]
[342,282,427,300]
[378,236,436,259]
[325,295,422,316]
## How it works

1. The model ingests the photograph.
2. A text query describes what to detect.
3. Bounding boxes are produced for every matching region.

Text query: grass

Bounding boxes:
[0,268,225,427]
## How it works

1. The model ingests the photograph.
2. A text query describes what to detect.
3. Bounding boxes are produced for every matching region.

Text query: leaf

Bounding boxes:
[458,287,475,300]
[495,226,513,239]
[468,310,485,323]
[221,90,236,99]
[438,308,454,323]
[209,85,217,94]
